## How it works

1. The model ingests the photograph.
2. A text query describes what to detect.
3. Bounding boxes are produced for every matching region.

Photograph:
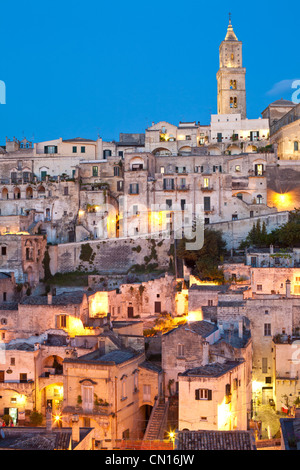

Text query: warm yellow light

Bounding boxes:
[89,292,109,318]
[187,310,203,322]
[78,210,85,216]
[218,398,232,430]
[272,192,292,210]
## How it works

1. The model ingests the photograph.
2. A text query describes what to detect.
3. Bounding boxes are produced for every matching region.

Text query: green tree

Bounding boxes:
[177,228,226,282]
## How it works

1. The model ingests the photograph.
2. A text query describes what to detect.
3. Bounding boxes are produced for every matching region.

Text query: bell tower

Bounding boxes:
[217,15,246,118]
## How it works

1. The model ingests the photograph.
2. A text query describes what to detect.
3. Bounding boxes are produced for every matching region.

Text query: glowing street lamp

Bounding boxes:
[168,430,176,450]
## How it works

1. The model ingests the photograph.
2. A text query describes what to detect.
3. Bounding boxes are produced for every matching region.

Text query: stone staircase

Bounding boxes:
[143,399,169,441]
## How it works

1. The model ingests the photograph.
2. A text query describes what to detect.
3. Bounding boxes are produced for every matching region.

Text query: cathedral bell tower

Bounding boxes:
[217,15,246,118]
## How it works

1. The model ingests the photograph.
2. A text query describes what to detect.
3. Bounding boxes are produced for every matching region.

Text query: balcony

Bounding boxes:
[177,184,190,191]
[201,186,214,192]
[204,206,215,214]
[63,404,112,417]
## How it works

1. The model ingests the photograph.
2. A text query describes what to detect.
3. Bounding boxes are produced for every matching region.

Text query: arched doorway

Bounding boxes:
[26,186,33,199]
[1,188,8,200]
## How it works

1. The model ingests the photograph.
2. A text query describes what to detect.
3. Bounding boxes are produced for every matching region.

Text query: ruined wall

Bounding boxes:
[48,237,172,275]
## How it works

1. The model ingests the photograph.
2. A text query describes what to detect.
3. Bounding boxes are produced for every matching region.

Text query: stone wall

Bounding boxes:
[48,237,172,275]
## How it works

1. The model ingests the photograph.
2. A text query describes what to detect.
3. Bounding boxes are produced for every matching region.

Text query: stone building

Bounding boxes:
[61,346,161,448]
[178,359,250,431]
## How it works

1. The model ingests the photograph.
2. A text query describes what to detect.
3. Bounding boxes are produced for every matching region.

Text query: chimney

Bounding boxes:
[46,406,52,433]
[72,415,80,444]
[202,341,209,366]
[238,319,243,339]
[47,293,52,305]
[286,279,291,298]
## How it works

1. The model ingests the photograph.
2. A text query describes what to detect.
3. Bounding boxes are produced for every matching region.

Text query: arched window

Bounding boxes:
[257,194,263,204]
[230,79,237,90]
[294,141,299,152]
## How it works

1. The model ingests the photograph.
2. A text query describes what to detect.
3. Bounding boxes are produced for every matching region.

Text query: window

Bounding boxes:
[166,199,172,209]
[44,146,58,154]
[3,292,7,302]
[208,299,213,306]
[92,166,98,177]
[20,373,27,383]
[235,165,241,172]
[204,217,210,225]
[181,199,186,211]
[103,149,111,159]
[134,371,139,392]
[82,385,93,411]
[160,166,165,174]
[163,178,174,190]
[114,166,120,176]
[185,135,191,140]
[257,284,262,291]
[60,315,67,328]
[232,214,238,221]
[204,197,211,211]
[10,358,15,366]
[72,146,77,153]
[294,141,299,152]
[143,384,151,402]
[81,146,86,153]
[154,301,161,314]
[217,132,222,142]
[121,379,127,400]
[257,194,263,204]
[265,377,272,384]
[129,183,139,195]
[1,246,7,256]
[118,151,123,158]
[264,323,271,336]
[230,79,237,90]
[262,357,268,373]
[203,177,210,188]
[177,344,184,357]
[195,388,212,400]
[117,181,123,191]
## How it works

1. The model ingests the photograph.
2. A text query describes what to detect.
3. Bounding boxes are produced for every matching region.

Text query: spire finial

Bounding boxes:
[229,12,231,24]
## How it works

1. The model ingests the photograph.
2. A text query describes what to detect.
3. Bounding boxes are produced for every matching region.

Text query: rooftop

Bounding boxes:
[63,347,140,365]
[0,427,91,450]
[179,359,244,378]
[163,320,218,339]
[176,430,256,450]
[20,291,85,306]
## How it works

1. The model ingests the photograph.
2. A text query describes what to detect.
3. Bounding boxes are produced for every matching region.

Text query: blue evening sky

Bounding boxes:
[0,0,299,144]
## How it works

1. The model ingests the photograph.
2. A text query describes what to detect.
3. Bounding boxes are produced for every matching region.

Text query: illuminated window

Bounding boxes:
[203,177,210,188]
